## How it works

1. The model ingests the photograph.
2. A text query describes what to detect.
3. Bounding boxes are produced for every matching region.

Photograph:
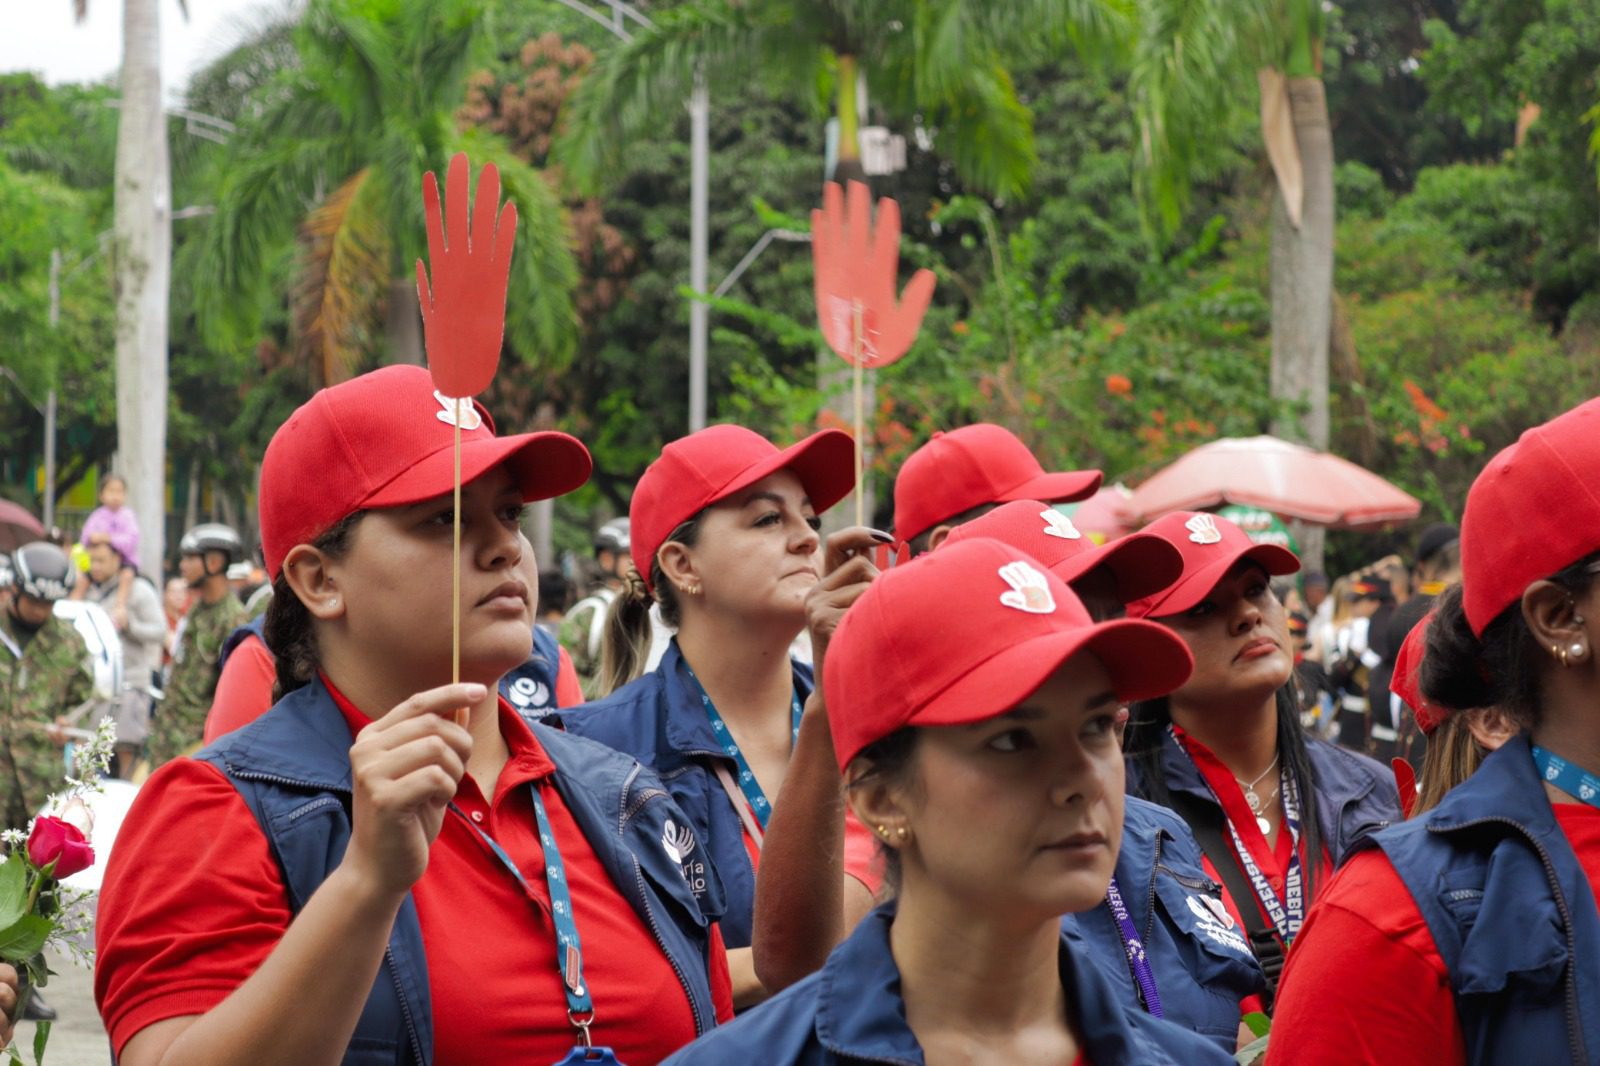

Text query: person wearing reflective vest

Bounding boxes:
[1269,396,1600,1066]
[94,367,733,1066]
[663,538,1231,1065]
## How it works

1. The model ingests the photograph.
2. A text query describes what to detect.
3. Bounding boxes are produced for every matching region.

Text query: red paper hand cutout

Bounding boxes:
[812,181,936,368]
[416,153,519,398]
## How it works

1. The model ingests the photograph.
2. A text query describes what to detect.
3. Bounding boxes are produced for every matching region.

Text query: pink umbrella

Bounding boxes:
[1127,435,1421,529]
[0,497,45,552]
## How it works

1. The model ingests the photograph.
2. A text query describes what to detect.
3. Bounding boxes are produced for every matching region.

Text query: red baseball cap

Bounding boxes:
[824,537,1195,769]
[630,424,855,595]
[1391,610,1448,735]
[940,500,1184,605]
[1124,511,1300,619]
[1460,397,1600,636]
[892,424,1102,542]
[259,365,591,580]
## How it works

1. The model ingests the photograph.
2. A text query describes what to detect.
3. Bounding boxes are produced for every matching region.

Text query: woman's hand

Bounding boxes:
[0,962,16,1050]
[805,527,888,678]
[342,683,479,902]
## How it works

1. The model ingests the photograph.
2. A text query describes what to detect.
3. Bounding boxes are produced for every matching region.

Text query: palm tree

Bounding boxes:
[191,0,578,386]
[556,0,1131,200]
[1130,0,1334,455]
[73,0,175,577]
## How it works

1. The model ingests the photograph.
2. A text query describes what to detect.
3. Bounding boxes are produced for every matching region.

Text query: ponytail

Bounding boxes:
[596,513,702,696]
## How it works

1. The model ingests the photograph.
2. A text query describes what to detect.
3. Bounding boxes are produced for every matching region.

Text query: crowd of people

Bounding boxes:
[1,365,1597,1065]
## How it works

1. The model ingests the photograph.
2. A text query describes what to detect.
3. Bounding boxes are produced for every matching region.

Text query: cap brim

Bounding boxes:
[1000,469,1104,506]
[1136,543,1301,618]
[907,618,1195,731]
[709,428,857,515]
[1055,532,1185,604]
[364,430,592,510]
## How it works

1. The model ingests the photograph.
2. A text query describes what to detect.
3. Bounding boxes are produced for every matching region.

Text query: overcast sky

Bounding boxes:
[0,0,294,100]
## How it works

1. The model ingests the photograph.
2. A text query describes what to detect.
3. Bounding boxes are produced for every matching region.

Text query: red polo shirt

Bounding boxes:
[1267,801,1600,1066]
[97,679,732,1064]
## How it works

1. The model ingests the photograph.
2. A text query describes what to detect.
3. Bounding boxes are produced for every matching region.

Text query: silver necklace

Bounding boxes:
[1235,753,1282,834]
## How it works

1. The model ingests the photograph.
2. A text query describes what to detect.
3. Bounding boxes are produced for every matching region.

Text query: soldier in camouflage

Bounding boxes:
[0,542,93,831]
[150,523,247,767]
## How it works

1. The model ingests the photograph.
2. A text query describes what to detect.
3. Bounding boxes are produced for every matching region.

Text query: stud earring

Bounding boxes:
[895,826,909,841]
[1571,642,1587,662]
[328,597,338,608]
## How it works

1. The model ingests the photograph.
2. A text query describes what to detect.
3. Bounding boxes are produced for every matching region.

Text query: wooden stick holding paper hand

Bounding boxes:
[415,153,519,719]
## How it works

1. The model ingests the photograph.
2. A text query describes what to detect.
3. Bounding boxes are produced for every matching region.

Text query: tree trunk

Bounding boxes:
[1269,76,1334,570]
[385,279,424,366]
[114,0,171,580]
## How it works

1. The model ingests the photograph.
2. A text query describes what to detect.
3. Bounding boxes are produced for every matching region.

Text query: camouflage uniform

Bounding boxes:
[151,593,246,767]
[0,609,93,830]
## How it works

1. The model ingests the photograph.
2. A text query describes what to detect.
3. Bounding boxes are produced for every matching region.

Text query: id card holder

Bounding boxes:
[551,1047,623,1065]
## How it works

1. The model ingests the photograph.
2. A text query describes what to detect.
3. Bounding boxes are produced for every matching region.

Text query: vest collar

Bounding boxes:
[218,676,359,793]
[814,903,1193,1065]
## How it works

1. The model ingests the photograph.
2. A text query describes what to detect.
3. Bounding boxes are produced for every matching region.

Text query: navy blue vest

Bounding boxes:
[501,625,565,723]
[659,904,1235,1065]
[558,642,814,949]
[193,677,726,1065]
[1367,734,1600,1066]
[1064,796,1264,1048]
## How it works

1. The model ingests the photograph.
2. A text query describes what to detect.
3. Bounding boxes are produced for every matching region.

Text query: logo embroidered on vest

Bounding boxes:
[507,676,551,710]
[1040,509,1082,540]
[1187,895,1251,955]
[998,560,1055,614]
[1185,514,1223,545]
[662,819,696,864]
[433,390,483,431]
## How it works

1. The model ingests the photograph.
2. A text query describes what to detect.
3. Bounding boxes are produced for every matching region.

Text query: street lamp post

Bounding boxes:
[554,0,710,431]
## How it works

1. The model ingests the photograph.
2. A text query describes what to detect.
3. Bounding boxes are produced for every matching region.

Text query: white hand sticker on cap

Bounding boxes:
[1040,509,1082,540]
[1185,514,1222,545]
[998,560,1056,614]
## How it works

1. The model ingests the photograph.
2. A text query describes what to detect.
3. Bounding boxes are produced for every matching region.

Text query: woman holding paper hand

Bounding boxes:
[559,424,885,1007]
[94,367,733,1066]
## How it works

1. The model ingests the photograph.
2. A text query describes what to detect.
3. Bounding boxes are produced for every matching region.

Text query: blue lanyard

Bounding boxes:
[450,787,607,1055]
[682,661,802,831]
[1533,745,1600,808]
[1104,875,1164,1018]
[1171,727,1305,945]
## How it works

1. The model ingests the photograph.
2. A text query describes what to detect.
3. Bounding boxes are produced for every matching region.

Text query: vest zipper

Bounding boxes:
[631,856,711,1034]
[384,945,427,1065]
[1142,834,1164,956]
[1430,816,1586,1066]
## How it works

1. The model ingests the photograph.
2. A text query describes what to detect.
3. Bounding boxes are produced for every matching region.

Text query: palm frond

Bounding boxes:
[921,63,1038,201]
[1128,0,1275,243]
[293,167,391,386]
[552,0,817,193]
[916,0,1134,104]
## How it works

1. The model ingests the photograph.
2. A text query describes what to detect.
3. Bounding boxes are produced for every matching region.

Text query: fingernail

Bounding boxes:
[465,684,487,700]
[868,529,895,543]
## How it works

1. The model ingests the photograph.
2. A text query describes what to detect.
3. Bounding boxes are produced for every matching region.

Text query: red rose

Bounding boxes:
[26,816,94,880]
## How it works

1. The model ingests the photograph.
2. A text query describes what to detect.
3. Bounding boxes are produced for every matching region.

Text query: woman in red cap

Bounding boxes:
[1120,511,1400,1010]
[659,538,1230,1064]
[94,366,732,1066]
[558,424,885,1007]
[1268,397,1600,1066]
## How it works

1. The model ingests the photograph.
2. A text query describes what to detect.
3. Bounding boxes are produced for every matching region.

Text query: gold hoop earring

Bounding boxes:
[1558,645,1571,668]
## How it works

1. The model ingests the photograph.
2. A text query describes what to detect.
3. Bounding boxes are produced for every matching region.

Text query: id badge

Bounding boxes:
[551,1047,623,1066]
